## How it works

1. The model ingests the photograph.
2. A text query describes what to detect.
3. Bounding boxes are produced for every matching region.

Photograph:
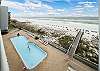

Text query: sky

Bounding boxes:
[1,0,98,18]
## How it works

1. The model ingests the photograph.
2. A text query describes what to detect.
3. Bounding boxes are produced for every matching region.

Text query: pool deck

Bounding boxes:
[2,29,97,71]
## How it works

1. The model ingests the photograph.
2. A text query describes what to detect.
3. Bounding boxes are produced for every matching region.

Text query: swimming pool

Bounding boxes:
[10,36,47,69]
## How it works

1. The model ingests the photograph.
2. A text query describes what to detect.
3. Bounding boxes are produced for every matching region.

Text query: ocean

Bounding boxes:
[14,17,99,32]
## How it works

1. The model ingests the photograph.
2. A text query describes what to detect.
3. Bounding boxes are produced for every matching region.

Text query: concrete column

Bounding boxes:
[0,6,8,33]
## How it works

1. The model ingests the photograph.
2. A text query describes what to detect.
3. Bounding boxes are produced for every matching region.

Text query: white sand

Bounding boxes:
[14,18,99,41]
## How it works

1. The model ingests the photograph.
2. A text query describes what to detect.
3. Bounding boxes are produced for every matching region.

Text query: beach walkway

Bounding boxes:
[67,30,84,57]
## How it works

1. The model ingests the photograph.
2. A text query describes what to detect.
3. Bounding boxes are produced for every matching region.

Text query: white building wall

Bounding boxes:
[0,6,8,31]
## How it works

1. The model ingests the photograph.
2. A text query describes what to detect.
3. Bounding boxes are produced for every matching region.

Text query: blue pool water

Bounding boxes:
[10,36,47,69]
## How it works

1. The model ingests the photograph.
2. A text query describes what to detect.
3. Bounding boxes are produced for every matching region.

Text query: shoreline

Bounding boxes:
[14,18,99,32]
[11,18,99,41]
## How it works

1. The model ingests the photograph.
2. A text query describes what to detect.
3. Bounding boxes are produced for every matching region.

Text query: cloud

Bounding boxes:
[1,0,98,17]
[68,1,97,17]
[1,1,25,11]
[42,4,53,9]
[1,0,66,17]
[78,1,96,8]
[84,4,95,8]
[56,9,64,12]
[1,1,48,9]
[41,0,60,2]
[25,1,42,8]
[1,0,55,17]
[42,0,72,2]
[47,8,65,16]
[78,1,96,4]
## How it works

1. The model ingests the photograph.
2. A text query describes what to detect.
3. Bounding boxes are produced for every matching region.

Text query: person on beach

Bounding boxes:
[27,45,30,52]
[17,33,20,36]
[23,66,27,71]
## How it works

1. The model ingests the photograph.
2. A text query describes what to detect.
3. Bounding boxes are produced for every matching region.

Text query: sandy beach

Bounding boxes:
[15,17,99,41]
